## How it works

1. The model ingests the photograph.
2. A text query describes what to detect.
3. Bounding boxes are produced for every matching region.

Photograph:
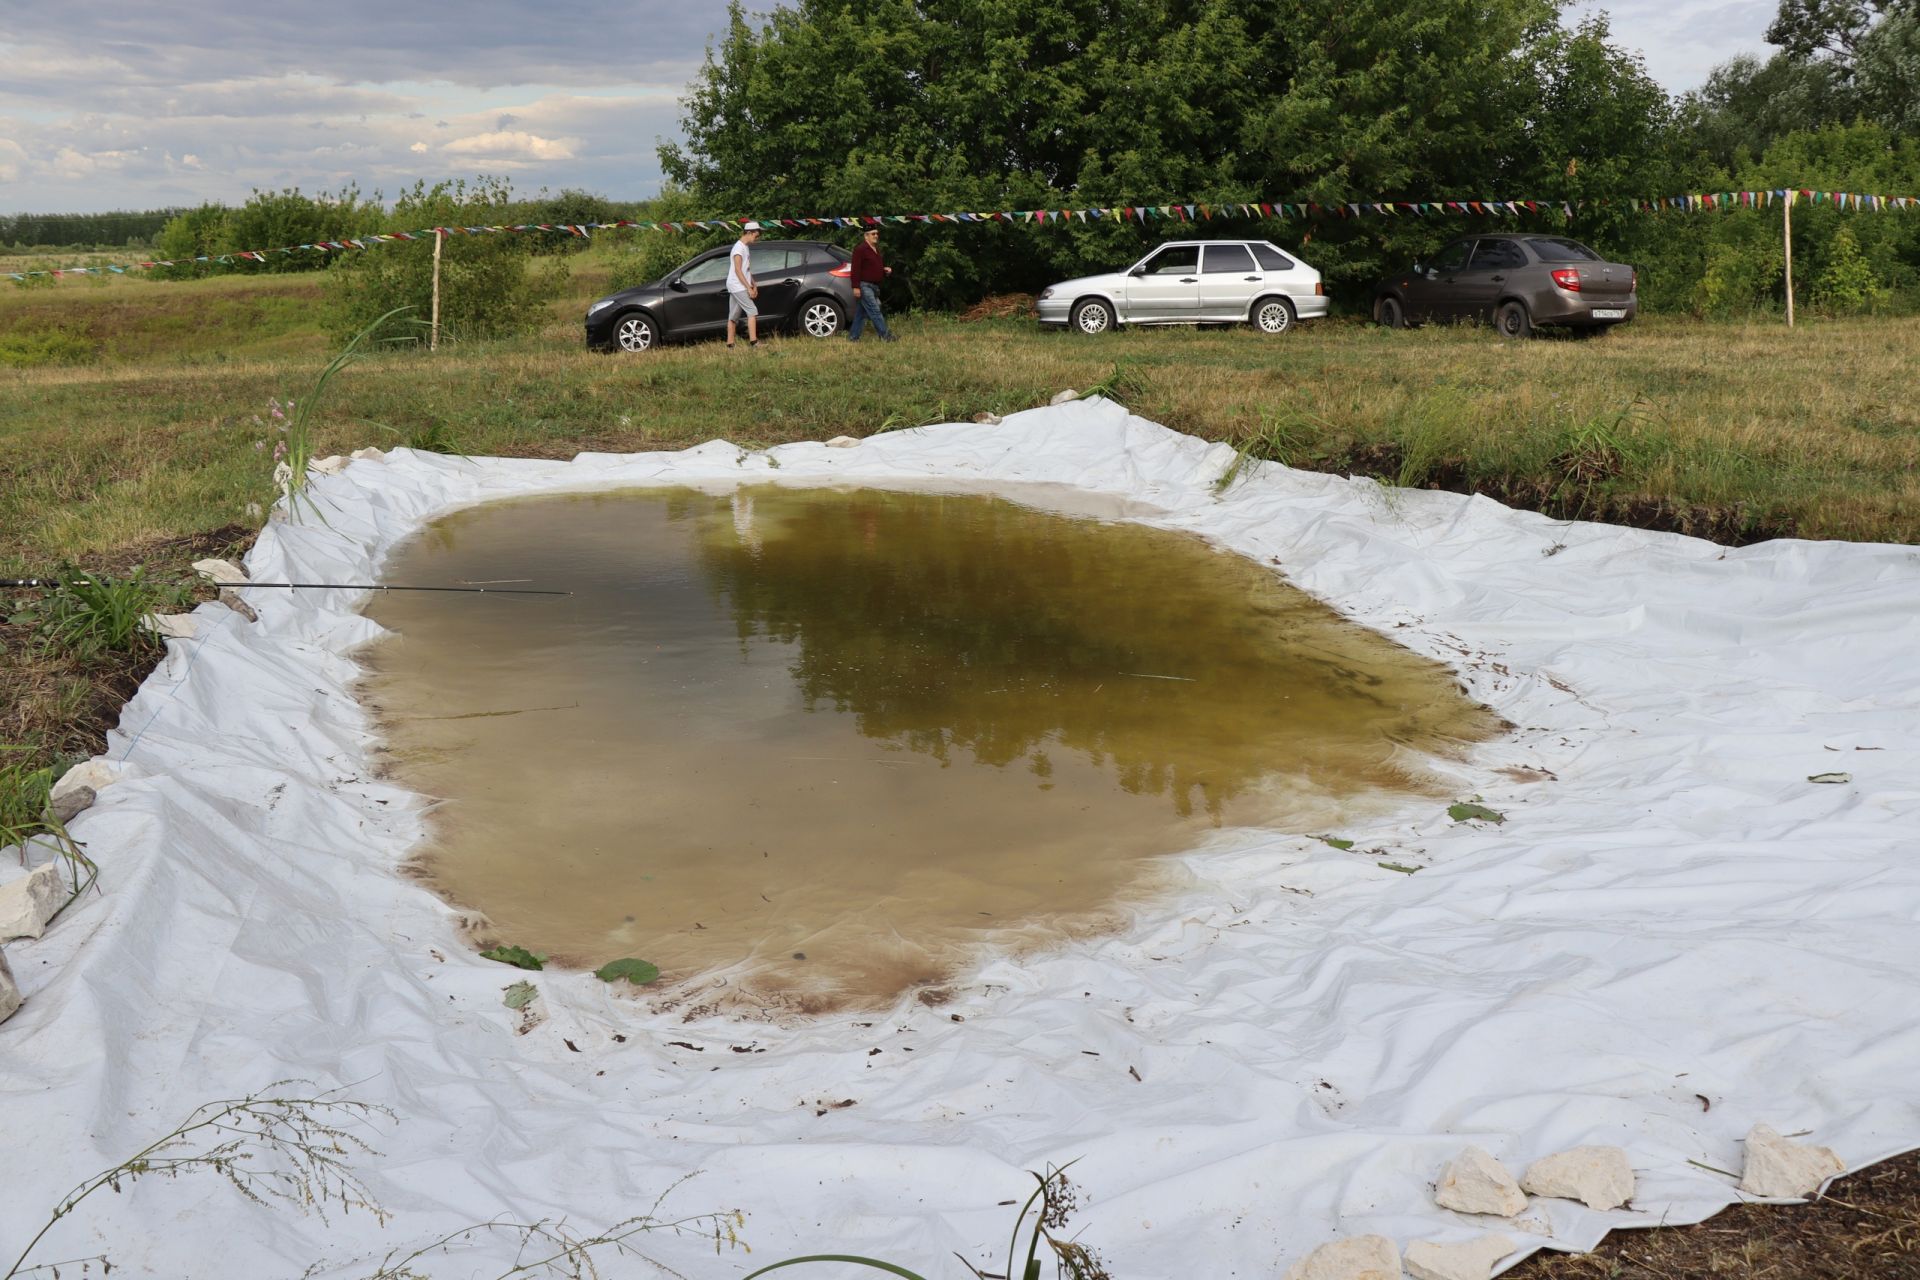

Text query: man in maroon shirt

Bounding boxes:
[847,226,896,341]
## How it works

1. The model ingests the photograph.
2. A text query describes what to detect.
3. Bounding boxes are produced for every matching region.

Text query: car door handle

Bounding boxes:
[1243,276,1262,282]
[1490,275,1505,282]
[1180,277,1197,283]
[781,278,799,285]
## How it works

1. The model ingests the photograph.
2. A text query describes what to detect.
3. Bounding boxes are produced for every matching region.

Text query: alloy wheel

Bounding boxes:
[616,315,655,352]
[803,301,842,338]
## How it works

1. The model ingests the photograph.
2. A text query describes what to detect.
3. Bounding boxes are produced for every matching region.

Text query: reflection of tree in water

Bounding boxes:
[689,488,1491,822]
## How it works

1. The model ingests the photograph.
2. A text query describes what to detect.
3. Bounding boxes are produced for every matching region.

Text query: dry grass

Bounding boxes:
[1510,1151,1920,1279]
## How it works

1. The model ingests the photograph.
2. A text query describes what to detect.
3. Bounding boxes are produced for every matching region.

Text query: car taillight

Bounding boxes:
[829,264,852,278]
[1315,281,1325,296]
[1630,268,1638,292]
[1551,268,1581,292]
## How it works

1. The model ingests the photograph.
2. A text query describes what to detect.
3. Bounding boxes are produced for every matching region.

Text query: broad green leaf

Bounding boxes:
[595,957,662,985]
[502,980,537,1010]
[1319,835,1355,851]
[480,944,546,970]
[1807,772,1850,784]
[1448,802,1506,824]
[1378,861,1421,874]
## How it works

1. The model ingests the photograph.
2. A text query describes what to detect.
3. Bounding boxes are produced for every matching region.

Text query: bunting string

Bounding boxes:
[10,187,1917,281]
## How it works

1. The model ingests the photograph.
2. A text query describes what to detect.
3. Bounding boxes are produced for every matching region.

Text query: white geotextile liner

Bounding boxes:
[3,400,1918,1277]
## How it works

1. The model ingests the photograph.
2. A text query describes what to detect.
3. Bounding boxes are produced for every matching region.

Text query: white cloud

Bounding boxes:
[0,139,25,183]
[443,129,579,162]
[410,141,428,153]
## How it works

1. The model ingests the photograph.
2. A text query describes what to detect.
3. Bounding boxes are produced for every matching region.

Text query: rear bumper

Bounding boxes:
[1291,295,1331,321]
[1532,292,1637,325]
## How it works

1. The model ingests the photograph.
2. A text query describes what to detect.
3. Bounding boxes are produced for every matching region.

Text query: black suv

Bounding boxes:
[586,240,857,352]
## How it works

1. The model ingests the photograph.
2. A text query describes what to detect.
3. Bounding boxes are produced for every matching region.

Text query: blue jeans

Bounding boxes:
[848,289,891,340]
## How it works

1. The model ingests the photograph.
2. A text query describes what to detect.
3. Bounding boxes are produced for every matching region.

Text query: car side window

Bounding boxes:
[680,255,732,285]
[1203,243,1257,274]
[1471,239,1527,270]
[750,245,800,272]
[1250,244,1295,272]
[1141,245,1200,275]
[1432,241,1473,273]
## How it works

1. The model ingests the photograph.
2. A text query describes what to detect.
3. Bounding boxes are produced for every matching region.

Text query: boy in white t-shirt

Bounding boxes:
[726,222,761,349]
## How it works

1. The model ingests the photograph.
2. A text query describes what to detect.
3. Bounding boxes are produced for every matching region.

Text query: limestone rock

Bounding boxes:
[1522,1145,1635,1211]
[0,862,67,942]
[1405,1234,1516,1280]
[1740,1124,1845,1199]
[50,785,95,826]
[140,612,197,639]
[350,446,387,462]
[1282,1235,1400,1280]
[825,435,860,448]
[51,760,117,806]
[0,947,19,1024]
[191,558,249,585]
[1050,388,1080,405]
[1435,1145,1527,1217]
[310,455,351,475]
[218,589,259,622]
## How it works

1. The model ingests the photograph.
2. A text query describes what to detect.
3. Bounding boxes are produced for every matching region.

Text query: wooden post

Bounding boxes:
[1783,191,1795,329]
[430,227,444,351]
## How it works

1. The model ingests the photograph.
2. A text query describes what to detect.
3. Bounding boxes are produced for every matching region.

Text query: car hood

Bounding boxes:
[590,281,667,309]
[1042,272,1130,298]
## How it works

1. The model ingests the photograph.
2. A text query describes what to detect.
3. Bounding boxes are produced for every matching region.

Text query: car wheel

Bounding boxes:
[1495,300,1533,340]
[1253,296,1296,335]
[1072,299,1114,335]
[614,312,657,353]
[1377,295,1407,329]
[800,298,844,339]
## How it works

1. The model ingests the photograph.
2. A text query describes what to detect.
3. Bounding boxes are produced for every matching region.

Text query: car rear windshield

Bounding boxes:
[812,245,851,264]
[1531,238,1603,262]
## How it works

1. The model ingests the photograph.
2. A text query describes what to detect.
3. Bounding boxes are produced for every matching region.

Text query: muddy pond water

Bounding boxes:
[362,485,1500,1011]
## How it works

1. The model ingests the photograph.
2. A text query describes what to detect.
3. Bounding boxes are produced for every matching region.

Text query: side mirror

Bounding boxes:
[668,278,688,292]
[1128,265,1146,277]
[1411,262,1424,277]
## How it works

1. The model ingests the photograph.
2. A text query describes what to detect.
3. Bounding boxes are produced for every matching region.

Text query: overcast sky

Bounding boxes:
[1,1,1776,216]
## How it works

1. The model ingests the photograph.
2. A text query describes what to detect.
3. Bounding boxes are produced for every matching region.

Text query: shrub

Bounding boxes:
[1811,226,1888,313]
[0,325,96,367]
[324,177,566,348]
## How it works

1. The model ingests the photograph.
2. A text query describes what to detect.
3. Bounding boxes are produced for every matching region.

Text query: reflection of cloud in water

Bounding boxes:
[691,487,1496,822]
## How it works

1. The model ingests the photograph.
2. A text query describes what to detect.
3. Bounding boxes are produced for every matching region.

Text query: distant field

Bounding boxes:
[3,249,1917,581]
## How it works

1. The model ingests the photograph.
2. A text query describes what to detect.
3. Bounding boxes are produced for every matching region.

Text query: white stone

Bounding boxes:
[51,760,117,806]
[0,946,19,1024]
[1740,1124,1845,1199]
[310,455,351,475]
[1435,1145,1527,1217]
[350,446,387,462]
[50,785,95,825]
[1522,1145,1636,1211]
[1050,388,1080,405]
[191,558,249,585]
[1405,1234,1516,1280]
[971,412,1003,425]
[1282,1235,1400,1280]
[825,436,860,448]
[0,862,68,942]
[140,612,197,639]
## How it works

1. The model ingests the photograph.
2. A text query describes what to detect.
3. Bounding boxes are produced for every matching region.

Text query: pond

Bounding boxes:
[362,485,1500,1011]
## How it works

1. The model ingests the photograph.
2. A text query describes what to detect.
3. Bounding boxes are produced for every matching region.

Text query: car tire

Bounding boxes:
[1495,300,1533,340]
[799,297,844,339]
[1252,296,1296,335]
[613,312,657,353]
[1072,299,1114,335]
[1377,295,1407,329]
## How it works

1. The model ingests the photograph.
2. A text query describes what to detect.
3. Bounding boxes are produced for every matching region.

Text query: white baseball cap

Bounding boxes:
[742,220,762,231]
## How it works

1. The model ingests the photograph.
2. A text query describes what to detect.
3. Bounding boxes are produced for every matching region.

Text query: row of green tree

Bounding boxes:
[650,0,1920,315]
[1,208,186,252]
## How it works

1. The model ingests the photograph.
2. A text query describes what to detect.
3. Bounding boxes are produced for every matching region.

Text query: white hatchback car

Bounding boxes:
[1035,239,1329,335]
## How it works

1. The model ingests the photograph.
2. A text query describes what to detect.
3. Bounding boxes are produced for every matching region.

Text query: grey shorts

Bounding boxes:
[728,291,758,320]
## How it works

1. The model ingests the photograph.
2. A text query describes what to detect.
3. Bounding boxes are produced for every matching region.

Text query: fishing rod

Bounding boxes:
[3,577,572,597]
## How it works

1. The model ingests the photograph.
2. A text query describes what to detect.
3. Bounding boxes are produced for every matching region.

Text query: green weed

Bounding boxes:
[33,567,186,661]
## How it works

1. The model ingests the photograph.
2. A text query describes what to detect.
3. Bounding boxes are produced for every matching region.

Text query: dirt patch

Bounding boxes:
[1334,442,1800,545]
[958,293,1037,322]
[1511,1148,1920,1278]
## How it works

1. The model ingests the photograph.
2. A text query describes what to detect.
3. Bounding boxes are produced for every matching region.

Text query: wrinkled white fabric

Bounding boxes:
[3,401,1917,1278]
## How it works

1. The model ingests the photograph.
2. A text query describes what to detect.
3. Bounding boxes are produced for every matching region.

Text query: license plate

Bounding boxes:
[1591,308,1626,319]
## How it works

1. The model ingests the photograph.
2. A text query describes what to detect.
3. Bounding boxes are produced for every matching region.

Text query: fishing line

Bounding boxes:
[3,578,571,597]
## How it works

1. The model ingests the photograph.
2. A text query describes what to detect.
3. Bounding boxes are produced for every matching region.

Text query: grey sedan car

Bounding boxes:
[1036,240,1329,335]
[1372,234,1637,338]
